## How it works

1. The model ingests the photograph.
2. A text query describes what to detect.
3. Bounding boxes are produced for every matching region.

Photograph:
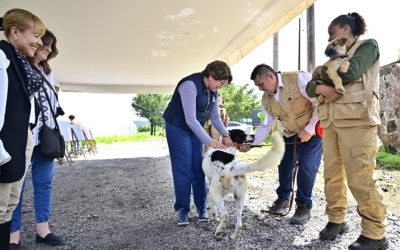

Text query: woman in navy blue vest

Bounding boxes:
[163,60,234,225]
[0,8,45,248]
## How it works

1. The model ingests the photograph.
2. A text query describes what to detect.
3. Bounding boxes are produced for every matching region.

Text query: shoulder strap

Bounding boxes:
[34,68,65,114]
[39,84,60,131]
[34,68,59,101]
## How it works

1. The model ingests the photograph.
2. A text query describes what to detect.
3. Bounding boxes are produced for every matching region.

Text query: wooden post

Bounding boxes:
[273,32,279,71]
[307,4,315,72]
[298,18,301,71]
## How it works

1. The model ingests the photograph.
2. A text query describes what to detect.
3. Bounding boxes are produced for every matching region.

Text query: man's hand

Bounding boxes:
[236,143,251,152]
[297,130,312,143]
[316,84,343,102]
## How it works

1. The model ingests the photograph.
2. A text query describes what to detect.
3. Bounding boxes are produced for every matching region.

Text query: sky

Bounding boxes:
[58,0,400,136]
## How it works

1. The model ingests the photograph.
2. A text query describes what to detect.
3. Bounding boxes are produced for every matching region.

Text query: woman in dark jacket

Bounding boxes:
[0,8,45,249]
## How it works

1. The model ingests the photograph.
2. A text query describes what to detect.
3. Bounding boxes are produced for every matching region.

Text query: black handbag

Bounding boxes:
[39,123,65,158]
[37,77,66,159]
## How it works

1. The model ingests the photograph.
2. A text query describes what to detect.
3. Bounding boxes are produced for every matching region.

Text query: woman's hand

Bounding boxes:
[222,136,234,147]
[312,66,323,80]
[316,84,343,102]
[208,139,226,149]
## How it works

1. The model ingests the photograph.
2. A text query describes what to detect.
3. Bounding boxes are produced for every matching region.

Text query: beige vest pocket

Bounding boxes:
[334,102,368,120]
[318,104,328,120]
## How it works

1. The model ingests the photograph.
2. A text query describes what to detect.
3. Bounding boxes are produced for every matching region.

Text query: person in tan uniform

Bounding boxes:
[306,12,388,250]
[241,64,322,225]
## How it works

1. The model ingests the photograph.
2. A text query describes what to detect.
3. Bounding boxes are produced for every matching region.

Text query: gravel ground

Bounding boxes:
[14,139,400,249]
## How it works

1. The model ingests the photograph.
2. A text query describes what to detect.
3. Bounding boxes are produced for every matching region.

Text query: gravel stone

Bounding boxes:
[15,140,400,249]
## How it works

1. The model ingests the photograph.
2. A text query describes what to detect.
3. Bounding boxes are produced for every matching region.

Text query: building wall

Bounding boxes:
[379,61,400,153]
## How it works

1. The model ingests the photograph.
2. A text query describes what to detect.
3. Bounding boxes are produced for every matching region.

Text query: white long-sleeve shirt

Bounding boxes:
[0,49,11,165]
[252,72,319,145]
[0,49,36,165]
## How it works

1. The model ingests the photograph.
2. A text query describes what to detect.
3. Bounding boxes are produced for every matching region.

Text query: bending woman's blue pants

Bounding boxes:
[11,146,55,232]
[165,121,207,213]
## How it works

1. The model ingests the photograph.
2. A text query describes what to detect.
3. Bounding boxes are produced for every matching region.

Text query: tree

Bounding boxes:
[219,83,260,122]
[131,94,171,135]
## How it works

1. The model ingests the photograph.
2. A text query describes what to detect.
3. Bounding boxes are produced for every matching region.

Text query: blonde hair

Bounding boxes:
[2,8,46,38]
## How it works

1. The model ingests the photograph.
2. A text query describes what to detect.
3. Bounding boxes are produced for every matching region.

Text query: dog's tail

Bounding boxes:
[228,131,285,176]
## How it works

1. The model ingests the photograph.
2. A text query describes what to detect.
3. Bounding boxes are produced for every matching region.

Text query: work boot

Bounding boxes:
[177,208,189,226]
[268,198,289,213]
[348,235,389,250]
[290,203,310,225]
[319,222,348,240]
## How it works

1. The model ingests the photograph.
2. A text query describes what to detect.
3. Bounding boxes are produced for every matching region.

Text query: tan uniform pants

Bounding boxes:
[0,130,34,223]
[323,123,387,239]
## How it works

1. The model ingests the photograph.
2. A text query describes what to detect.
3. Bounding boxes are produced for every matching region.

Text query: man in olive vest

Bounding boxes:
[241,64,322,225]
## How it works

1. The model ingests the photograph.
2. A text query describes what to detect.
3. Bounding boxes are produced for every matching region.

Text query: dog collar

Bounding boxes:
[331,54,349,59]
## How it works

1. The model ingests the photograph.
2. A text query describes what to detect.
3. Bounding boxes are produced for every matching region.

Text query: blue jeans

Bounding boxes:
[276,134,322,208]
[11,146,55,232]
[165,121,207,213]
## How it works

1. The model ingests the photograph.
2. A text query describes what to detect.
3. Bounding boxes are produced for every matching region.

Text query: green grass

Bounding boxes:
[377,151,400,170]
[95,132,164,144]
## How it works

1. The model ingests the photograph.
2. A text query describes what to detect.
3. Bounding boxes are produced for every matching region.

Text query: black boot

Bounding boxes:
[348,235,389,250]
[0,220,12,250]
[290,203,311,225]
[268,198,289,213]
[319,221,348,240]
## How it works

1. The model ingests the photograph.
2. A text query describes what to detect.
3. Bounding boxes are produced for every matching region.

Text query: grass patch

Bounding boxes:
[95,132,164,144]
[377,151,400,170]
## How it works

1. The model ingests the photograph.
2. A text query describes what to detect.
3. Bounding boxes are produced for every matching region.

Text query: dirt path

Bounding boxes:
[15,140,400,249]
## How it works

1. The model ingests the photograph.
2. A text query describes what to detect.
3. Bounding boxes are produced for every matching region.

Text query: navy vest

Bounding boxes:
[163,73,217,131]
[0,40,31,183]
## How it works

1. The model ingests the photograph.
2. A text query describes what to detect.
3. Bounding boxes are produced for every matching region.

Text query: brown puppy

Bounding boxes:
[318,38,349,104]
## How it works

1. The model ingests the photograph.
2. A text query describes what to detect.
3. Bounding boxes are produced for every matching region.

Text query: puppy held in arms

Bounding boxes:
[318,37,349,104]
[202,132,285,240]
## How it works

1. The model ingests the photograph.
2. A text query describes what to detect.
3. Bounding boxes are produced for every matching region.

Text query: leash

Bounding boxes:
[261,136,300,216]
[233,143,271,150]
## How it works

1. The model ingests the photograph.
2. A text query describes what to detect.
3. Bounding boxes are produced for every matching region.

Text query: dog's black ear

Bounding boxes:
[211,150,235,164]
[229,129,247,144]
